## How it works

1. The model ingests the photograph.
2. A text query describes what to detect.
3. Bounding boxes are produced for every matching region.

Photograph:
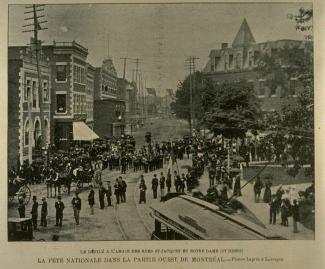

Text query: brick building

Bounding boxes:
[202,18,312,112]
[117,78,137,134]
[93,57,126,137]
[94,98,126,138]
[41,41,98,148]
[8,46,51,169]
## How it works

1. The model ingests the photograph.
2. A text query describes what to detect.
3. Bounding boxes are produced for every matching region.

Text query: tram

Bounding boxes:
[150,195,284,240]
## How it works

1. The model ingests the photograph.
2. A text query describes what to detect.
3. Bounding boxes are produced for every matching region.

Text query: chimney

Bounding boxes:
[221,43,228,49]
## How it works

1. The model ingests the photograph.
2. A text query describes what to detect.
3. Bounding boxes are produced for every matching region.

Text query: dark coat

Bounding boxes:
[88,190,95,205]
[41,202,48,216]
[31,201,38,216]
[55,201,65,214]
[72,197,82,210]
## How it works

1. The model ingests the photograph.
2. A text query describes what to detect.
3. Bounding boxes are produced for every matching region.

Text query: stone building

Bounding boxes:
[202,18,312,112]
[8,46,51,169]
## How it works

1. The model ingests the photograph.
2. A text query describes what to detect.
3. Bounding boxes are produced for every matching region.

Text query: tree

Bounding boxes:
[171,71,216,128]
[256,7,314,176]
[204,81,261,138]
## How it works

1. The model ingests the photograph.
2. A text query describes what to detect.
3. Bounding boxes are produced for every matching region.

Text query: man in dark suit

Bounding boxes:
[55,195,65,227]
[40,197,48,227]
[152,174,159,199]
[30,196,38,230]
[72,192,82,225]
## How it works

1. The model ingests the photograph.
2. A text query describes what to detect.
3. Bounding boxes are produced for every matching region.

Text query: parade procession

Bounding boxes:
[7,3,314,241]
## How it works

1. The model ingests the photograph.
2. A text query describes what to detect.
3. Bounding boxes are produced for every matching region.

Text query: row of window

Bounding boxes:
[212,51,259,72]
[73,94,86,114]
[24,79,50,106]
[23,118,49,147]
[74,65,86,84]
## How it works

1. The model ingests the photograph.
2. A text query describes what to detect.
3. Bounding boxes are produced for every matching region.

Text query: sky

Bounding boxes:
[8,3,312,95]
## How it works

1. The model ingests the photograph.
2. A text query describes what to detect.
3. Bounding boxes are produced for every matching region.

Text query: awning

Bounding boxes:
[73,121,99,141]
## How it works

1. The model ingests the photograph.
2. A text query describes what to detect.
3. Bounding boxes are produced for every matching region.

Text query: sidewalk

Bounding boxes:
[175,158,315,240]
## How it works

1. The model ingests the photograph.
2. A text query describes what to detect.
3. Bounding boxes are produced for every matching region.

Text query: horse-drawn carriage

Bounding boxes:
[8,170,31,205]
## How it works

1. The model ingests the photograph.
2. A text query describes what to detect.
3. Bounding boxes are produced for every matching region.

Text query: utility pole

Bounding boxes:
[120,57,133,80]
[185,56,199,136]
[23,4,48,164]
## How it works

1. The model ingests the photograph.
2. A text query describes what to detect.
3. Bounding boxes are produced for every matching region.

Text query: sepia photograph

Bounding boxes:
[7,2,314,242]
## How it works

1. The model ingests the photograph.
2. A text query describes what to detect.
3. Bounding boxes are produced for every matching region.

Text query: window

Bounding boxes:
[235,53,241,69]
[43,81,49,102]
[56,65,67,81]
[289,79,298,96]
[24,120,30,146]
[24,79,31,102]
[56,94,67,113]
[229,55,234,69]
[214,57,221,69]
[32,80,38,108]
[259,81,265,96]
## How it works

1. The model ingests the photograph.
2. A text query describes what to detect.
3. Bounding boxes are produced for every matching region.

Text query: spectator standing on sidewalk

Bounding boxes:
[120,177,127,203]
[72,192,81,225]
[159,172,165,197]
[98,182,106,209]
[152,174,159,199]
[88,185,95,215]
[18,198,25,218]
[233,175,242,197]
[269,196,277,225]
[55,195,65,227]
[254,176,263,202]
[292,199,300,233]
[40,197,48,227]
[139,176,147,204]
[30,196,38,230]
[106,181,112,206]
[114,178,121,204]
[263,181,272,203]
[166,169,172,193]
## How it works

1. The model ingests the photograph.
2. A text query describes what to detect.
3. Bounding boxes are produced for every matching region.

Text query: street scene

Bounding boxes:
[8,3,314,241]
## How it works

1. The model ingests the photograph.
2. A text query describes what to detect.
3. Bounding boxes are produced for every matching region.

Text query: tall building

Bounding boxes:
[8,46,51,169]
[42,41,98,148]
[86,63,95,128]
[93,57,126,137]
[117,78,137,134]
[202,18,312,112]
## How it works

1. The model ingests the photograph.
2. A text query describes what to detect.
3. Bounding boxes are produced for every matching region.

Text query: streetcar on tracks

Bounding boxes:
[150,195,283,240]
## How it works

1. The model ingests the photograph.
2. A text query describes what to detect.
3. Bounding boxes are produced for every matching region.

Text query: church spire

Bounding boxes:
[232,18,256,48]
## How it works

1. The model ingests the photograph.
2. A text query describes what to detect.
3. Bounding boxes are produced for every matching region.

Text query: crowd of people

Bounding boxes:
[11,133,314,237]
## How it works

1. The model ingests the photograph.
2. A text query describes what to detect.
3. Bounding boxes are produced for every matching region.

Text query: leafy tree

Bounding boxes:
[204,81,261,138]
[257,7,314,176]
[171,71,216,126]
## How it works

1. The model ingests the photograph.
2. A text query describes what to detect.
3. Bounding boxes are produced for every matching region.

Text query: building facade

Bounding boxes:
[8,46,51,169]
[202,18,312,112]
[117,78,137,134]
[93,57,127,138]
[94,98,126,138]
[86,63,95,128]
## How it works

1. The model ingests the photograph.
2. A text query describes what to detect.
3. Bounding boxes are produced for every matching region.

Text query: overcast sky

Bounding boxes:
[8,3,312,95]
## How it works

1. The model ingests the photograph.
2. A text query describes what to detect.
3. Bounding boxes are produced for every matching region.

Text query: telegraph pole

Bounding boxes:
[120,57,133,80]
[23,4,48,163]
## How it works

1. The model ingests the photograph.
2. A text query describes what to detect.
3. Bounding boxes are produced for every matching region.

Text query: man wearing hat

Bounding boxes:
[40,197,48,227]
[72,191,82,225]
[106,181,112,207]
[55,195,65,227]
[88,185,95,215]
[30,196,39,230]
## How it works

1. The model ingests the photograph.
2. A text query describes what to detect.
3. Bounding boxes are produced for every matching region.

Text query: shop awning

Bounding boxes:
[73,121,99,141]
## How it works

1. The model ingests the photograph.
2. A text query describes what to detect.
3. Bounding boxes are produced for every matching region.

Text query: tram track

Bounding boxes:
[112,175,152,240]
